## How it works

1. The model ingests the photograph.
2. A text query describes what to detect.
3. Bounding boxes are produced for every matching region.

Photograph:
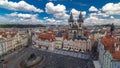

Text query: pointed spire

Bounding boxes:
[77,12,83,23]
[68,12,74,22]
[70,12,73,19]
[79,12,83,19]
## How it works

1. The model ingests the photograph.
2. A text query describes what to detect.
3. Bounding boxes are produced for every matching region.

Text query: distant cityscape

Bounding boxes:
[0,12,119,68]
[0,0,120,68]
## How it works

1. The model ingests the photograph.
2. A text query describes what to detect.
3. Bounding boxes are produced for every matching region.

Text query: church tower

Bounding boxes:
[68,12,84,39]
[68,13,74,28]
[77,12,84,37]
[68,13,74,39]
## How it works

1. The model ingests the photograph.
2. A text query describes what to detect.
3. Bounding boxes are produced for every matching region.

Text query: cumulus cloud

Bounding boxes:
[102,2,120,15]
[45,2,68,19]
[70,8,86,19]
[46,18,56,23]
[71,9,80,15]
[89,6,98,12]
[43,17,48,19]
[84,15,120,26]
[0,16,11,24]
[0,12,43,24]
[6,12,38,19]
[71,9,86,16]
[82,11,86,16]
[0,0,43,13]
[45,18,58,25]
[89,12,109,18]
[85,2,120,26]
[110,16,114,19]
[44,18,68,25]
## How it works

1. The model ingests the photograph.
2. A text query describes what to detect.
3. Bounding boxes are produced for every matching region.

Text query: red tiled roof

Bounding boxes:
[2,34,7,38]
[0,31,17,38]
[0,32,7,38]
[112,51,120,61]
[10,33,17,37]
[62,33,68,40]
[101,37,118,51]
[101,34,120,60]
[38,33,55,41]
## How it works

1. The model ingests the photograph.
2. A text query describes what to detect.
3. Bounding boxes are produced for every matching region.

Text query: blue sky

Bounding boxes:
[0,0,120,25]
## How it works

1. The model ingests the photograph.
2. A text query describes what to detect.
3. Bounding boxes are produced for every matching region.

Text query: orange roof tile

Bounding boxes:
[112,51,120,61]
[101,37,118,52]
[10,33,17,37]
[101,30,120,60]
[62,33,68,40]
[38,33,55,41]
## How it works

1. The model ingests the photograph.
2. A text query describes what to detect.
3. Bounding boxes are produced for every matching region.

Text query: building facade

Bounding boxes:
[103,50,120,68]
[98,39,105,66]
[0,32,29,57]
[36,39,55,50]
[98,26,120,68]
[62,39,92,52]
[68,12,84,39]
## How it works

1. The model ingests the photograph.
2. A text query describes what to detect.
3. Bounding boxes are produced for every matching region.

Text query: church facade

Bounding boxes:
[68,12,84,39]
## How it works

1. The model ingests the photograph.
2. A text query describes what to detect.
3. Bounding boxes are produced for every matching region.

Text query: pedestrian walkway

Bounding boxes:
[3,47,25,60]
[93,61,101,68]
[37,48,90,59]
[0,47,26,68]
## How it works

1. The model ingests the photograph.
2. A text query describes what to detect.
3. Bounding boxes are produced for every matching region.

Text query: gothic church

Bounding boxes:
[68,12,84,39]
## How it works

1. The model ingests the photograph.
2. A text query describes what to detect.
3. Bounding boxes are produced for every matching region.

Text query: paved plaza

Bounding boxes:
[35,47,91,59]
[0,45,94,68]
[34,49,95,68]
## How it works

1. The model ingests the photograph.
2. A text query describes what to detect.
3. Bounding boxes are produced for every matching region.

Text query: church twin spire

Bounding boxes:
[68,12,74,22]
[77,12,83,23]
[68,12,83,23]
[68,12,84,39]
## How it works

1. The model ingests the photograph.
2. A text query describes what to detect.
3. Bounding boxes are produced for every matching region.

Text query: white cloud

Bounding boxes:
[110,16,114,19]
[0,16,11,24]
[46,18,56,23]
[71,8,86,19]
[71,9,80,15]
[45,18,58,25]
[45,2,68,19]
[45,2,66,14]
[89,6,98,12]
[84,16,98,25]
[6,12,38,19]
[0,0,43,13]
[84,15,120,26]
[85,2,120,26]
[44,18,68,25]
[43,17,48,19]
[102,2,120,15]
[89,12,109,18]
[82,11,86,16]
[0,12,43,24]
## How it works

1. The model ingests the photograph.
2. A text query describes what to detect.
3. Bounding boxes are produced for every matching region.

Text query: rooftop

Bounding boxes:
[101,31,120,61]
[38,33,55,41]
